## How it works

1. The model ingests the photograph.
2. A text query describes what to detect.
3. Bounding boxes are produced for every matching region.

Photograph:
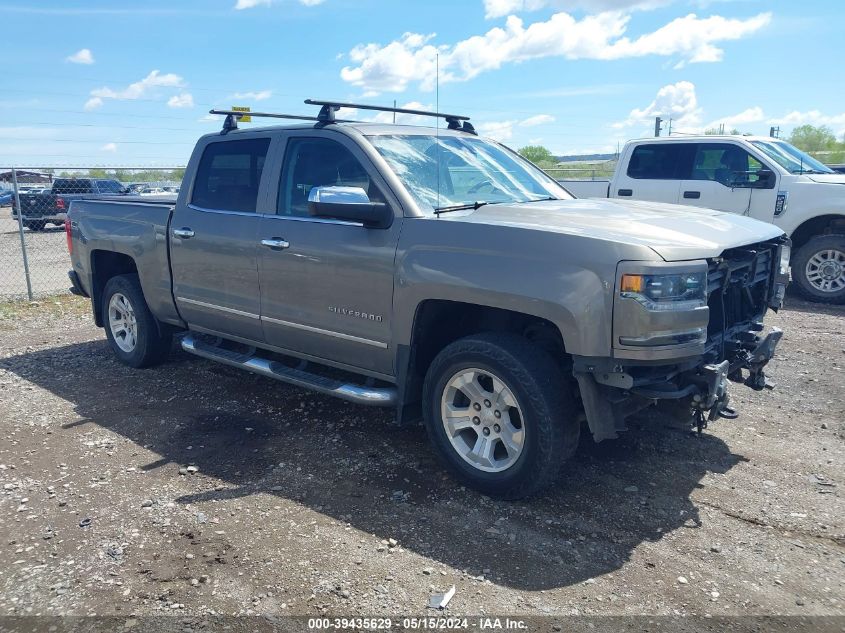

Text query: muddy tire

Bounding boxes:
[422,333,579,500]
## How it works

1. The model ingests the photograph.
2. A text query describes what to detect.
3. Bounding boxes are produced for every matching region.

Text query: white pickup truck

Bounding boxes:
[563,135,845,304]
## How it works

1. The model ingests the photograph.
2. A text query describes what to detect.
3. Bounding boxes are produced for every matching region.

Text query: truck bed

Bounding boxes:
[69,197,181,327]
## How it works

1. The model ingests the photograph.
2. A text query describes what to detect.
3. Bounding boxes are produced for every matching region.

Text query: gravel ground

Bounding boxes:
[0,210,70,300]
[0,295,842,623]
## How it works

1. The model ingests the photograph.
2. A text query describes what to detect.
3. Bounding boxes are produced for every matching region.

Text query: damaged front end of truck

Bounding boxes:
[574,236,791,441]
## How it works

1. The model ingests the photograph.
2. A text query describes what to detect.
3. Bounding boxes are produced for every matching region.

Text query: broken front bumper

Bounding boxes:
[573,325,783,442]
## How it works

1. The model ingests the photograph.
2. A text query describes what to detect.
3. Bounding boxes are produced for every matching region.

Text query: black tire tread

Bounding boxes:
[102,274,171,368]
[423,332,578,500]
[791,233,845,305]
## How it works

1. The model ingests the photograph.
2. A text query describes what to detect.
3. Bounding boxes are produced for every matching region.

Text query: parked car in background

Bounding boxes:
[66,101,789,499]
[563,136,845,304]
[0,190,14,206]
[13,178,128,231]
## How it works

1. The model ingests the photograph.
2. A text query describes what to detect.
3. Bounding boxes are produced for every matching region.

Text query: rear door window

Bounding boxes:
[626,144,686,180]
[191,138,270,213]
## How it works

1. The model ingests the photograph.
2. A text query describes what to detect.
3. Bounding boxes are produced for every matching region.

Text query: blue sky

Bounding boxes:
[1,0,843,166]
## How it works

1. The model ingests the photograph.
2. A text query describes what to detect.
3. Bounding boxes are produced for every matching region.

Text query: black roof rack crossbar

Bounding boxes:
[209,99,477,135]
[306,99,476,134]
[209,109,356,133]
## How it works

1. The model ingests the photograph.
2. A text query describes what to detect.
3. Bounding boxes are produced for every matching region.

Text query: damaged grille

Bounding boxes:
[705,240,779,358]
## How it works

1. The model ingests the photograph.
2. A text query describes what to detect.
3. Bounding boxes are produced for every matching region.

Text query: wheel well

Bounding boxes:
[90,250,138,326]
[790,215,845,252]
[397,300,568,424]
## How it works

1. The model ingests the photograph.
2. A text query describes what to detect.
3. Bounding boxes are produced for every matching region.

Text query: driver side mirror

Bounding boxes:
[307,186,392,229]
[753,169,776,189]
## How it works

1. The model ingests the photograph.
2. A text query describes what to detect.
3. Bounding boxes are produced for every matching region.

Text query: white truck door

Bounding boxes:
[678,142,761,217]
[614,142,684,204]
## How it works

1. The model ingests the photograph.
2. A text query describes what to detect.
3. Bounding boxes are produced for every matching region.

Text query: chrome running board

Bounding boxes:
[180,334,396,407]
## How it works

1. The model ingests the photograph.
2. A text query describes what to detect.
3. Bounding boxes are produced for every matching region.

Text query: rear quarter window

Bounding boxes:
[626,144,685,180]
[191,138,271,213]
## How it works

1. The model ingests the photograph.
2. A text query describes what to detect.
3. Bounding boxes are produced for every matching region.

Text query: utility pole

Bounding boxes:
[654,116,663,137]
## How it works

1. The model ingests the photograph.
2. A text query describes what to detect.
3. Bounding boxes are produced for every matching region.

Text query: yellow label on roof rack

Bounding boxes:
[232,106,251,123]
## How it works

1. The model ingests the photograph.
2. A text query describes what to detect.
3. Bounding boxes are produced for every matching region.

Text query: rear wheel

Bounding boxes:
[422,333,579,499]
[102,274,172,368]
[25,221,46,231]
[792,234,845,304]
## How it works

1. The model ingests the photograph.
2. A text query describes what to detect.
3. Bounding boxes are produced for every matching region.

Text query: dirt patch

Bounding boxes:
[0,297,842,618]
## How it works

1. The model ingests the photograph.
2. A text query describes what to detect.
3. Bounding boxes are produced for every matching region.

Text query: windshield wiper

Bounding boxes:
[433,201,489,216]
[520,196,557,203]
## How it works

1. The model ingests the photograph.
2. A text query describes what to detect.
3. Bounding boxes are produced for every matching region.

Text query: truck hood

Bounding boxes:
[441,198,784,261]
[807,174,845,185]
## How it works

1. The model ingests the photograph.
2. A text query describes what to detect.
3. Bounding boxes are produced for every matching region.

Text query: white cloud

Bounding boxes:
[87,70,186,109]
[477,120,517,141]
[769,110,845,136]
[476,114,555,140]
[84,97,103,111]
[341,11,770,94]
[167,93,195,108]
[235,0,271,8]
[101,143,117,152]
[483,0,668,19]
[234,0,324,7]
[614,80,701,129]
[230,90,273,101]
[66,48,94,64]
[520,114,555,127]
[705,106,765,131]
[91,70,184,101]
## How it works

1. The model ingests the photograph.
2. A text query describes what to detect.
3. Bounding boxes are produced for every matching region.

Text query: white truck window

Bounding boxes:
[626,144,685,180]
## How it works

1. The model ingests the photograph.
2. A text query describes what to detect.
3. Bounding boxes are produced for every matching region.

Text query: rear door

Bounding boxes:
[257,132,402,376]
[170,136,273,342]
[613,143,687,203]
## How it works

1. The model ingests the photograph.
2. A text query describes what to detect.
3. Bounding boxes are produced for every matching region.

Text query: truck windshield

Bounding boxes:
[367,134,571,214]
[751,140,833,175]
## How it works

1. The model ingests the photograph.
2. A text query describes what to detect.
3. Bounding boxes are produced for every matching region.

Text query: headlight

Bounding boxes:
[778,243,791,276]
[620,272,706,310]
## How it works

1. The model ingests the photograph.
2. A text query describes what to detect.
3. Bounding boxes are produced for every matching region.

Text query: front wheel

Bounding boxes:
[422,333,579,500]
[102,274,172,368]
[792,234,845,304]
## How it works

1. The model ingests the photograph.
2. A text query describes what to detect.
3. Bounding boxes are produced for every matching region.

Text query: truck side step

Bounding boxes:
[180,334,396,407]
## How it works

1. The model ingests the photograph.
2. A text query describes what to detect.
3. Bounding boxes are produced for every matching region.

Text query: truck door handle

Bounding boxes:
[683,191,701,199]
[261,237,290,250]
[173,227,195,239]
[617,189,632,197]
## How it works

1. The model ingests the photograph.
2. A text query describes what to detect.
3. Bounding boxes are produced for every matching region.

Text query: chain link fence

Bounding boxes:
[1,167,183,301]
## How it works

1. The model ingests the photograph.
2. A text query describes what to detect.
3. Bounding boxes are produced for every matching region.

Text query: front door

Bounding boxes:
[257,134,401,376]
[678,142,777,223]
[170,136,272,342]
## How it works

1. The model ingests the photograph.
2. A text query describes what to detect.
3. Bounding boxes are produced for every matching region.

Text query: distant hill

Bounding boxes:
[554,153,617,163]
